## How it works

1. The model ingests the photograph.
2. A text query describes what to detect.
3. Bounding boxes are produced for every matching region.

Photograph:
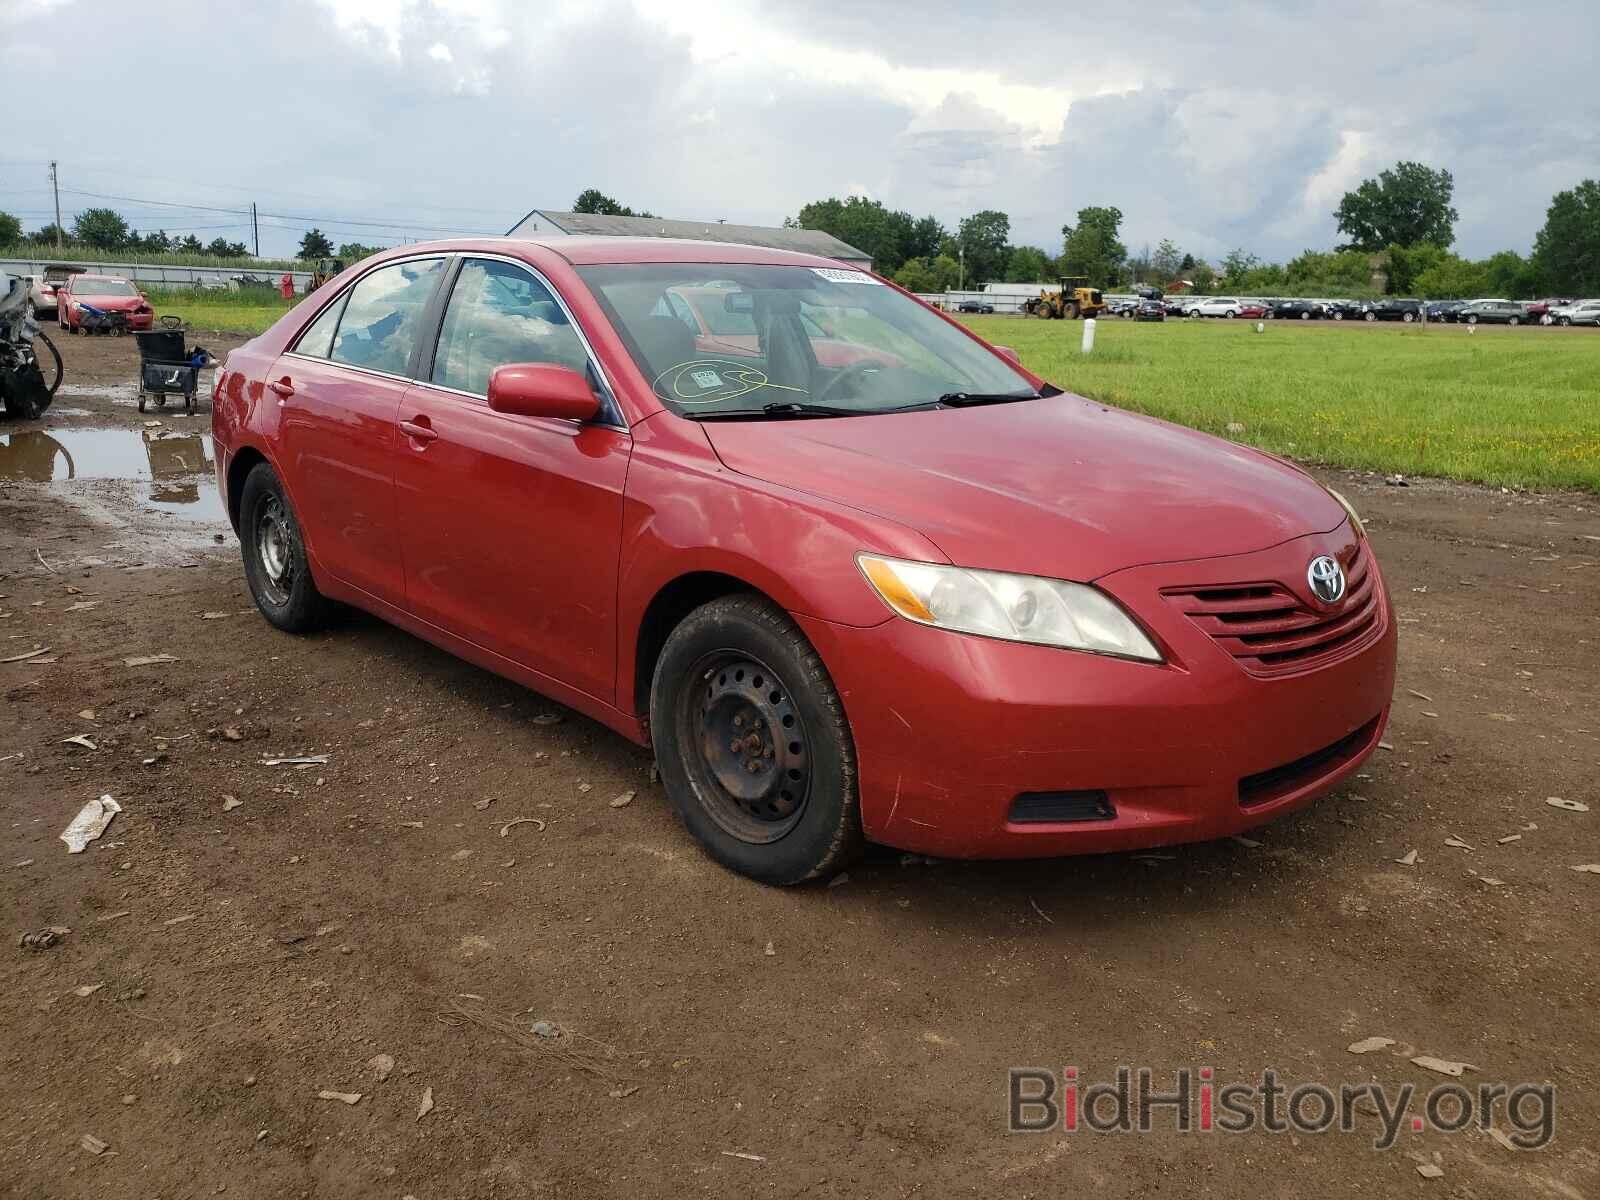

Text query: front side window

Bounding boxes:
[431,259,592,397]
[577,262,1038,417]
[328,258,444,375]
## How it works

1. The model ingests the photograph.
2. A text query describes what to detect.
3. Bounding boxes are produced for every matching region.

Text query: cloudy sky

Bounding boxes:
[2,0,1595,263]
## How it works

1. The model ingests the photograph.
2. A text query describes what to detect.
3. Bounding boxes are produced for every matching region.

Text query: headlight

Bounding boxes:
[857,554,1163,662]
[1325,487,1365,539]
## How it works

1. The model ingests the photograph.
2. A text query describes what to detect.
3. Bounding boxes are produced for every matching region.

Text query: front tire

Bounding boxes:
[1507,315,1519,326]
[1364,311,1376,322]
[239,462,331,633]
[650,595,863,885]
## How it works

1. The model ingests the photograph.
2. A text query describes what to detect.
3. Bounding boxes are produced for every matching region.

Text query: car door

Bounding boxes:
[392,255,631,703]
[269,256,446,609]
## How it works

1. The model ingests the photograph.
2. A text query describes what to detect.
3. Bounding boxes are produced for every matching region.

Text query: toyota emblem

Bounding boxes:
[1307,555,1346,604]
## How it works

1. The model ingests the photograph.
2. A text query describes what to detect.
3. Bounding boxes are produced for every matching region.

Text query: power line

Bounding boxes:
[56,185,498,235]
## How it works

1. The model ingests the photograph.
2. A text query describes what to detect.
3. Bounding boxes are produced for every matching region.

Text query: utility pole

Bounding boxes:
[49,161,63,248]
[251,202,259,257]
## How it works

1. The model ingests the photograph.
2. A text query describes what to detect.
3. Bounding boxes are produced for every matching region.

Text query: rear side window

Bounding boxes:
[293,294,347,359]
[329,258,445,376]
[431,258,591,396]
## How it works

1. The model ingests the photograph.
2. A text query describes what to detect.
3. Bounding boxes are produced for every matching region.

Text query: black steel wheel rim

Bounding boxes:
[679,652,811,843]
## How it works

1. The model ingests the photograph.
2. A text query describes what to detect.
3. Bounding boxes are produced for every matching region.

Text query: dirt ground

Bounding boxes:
[2,333,1597,1198]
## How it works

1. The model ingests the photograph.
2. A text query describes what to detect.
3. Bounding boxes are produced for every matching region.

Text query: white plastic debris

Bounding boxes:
[61,795,122,853]
[417,1087,434,1121]
[1347,1036,1395,1054]
[317,1090,362,1105]
[123,654,179,667]
[1545,797,1589,813]
[1412,1055,1477,1077]
[262,755,328,766]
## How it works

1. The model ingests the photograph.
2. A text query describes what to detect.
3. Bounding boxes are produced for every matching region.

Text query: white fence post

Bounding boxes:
[1081,318,1096,354]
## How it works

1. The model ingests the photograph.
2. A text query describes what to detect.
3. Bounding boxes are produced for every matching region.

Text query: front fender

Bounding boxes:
[615,413,946,714]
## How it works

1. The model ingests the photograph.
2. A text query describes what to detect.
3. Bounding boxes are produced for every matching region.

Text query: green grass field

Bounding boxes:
[143,287,295,336]
[963,315,1600,492]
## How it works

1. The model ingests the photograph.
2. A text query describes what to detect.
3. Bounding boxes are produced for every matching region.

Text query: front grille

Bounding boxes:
[1008,790,1115,824]
[1161,541,1381,677]
[1237,717,1380,807]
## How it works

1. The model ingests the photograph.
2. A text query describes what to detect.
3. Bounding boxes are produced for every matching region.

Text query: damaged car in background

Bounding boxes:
[0,273,63,420]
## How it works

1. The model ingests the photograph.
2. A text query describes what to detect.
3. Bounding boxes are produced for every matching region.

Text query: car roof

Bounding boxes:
[393,235,860,271]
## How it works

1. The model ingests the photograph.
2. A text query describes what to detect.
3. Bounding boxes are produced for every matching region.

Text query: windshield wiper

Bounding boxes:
[683,400,938,421]
[936,390,1040,408]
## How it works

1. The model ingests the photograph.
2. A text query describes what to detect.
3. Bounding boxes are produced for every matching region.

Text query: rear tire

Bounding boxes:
[1300,311,1310,320]
[650,595,863,885]
[1466,314,1478,325]
[1402,312,1415,323]
[239,462,331,634]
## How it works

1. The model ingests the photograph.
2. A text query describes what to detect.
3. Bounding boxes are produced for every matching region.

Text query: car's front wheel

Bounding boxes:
[650,594,863,885]
[239,462,331,633]
[1466,314,1478,325]
[1559,316,1572,326]
[1507,315,1519,326]
[1402,311,1415,323]
[1364,311,1376,322]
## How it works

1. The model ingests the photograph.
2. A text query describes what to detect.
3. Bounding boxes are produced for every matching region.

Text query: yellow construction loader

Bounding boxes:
[1025,276,1107,320]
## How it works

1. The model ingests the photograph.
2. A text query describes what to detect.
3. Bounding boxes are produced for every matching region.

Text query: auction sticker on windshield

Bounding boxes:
[811,268,883,285]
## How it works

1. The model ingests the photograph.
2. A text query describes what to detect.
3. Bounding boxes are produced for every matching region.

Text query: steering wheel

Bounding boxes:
[814,358,880,407]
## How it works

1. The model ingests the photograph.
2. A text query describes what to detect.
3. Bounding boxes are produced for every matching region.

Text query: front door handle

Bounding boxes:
[399,417,438,443]
[268,377,294,398]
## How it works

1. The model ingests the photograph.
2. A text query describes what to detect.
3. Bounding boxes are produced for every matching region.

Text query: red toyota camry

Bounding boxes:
[56,273,155,332]
[212,237,1396,884]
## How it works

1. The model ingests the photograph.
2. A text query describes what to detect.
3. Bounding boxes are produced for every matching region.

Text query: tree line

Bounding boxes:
[787,165,1600,300]
[5,173,1595,297]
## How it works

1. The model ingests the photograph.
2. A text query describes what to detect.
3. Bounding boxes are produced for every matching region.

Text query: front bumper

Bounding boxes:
[798,529,1397,858]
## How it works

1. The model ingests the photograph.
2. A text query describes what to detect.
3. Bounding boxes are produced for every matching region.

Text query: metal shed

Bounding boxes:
[506,209,873,268]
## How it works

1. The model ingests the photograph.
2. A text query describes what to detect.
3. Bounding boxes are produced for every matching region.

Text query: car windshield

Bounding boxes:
[576,262,1038,416]
[76,278,138,297]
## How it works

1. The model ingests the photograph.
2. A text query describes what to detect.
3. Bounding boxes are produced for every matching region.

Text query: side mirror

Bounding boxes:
[993,345,1021,365]
[487,363,600,422]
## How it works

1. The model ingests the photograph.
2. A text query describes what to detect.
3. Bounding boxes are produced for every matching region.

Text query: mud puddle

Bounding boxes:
[0,427,226,528]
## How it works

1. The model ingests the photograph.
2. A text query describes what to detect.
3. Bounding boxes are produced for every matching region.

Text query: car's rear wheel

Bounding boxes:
[1364,311,1376,322]
[1559,316,1572,326]
[1300,311,1311,320]
[1333,310,1344,320]
[650,594,862,885]
[1402,311,1415,323]
[239,462,331,633]
[1466,314,1478,325]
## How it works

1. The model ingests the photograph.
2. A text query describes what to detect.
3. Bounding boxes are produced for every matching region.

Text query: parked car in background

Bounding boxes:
[1272,299,1323,321]
[1322,300,1362,321]
[1424,300,1466,323]
[56,274,154,333]
[1236,301,1269,319]
[1545,300,1600,326]
[1134,298,1166,321]
[1458,299,1524,326]
[1191,297,1248,318]
[211,236,1394,884]
[1524,299,1574,324]
[955,300,994,314]
[1363,299,1423,323]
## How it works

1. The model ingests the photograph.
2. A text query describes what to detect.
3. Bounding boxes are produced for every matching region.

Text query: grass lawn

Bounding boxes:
[144,287,295,337]
[962,315,1600,492]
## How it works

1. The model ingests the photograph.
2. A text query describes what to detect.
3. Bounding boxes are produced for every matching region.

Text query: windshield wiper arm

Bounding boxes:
[936,390,1040,408]
[683,400,938,421]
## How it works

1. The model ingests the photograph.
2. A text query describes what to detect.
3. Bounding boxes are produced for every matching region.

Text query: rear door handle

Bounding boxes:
[268,377,294,398]
[399,417,438,443]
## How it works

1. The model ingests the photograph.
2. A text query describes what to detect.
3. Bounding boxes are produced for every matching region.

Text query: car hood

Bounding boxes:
[73,295,146,310]
[701,394,1345,581]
